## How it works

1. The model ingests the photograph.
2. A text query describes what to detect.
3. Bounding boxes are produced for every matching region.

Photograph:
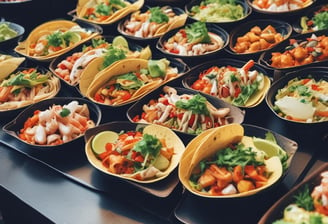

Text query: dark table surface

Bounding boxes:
[0,0,327,223]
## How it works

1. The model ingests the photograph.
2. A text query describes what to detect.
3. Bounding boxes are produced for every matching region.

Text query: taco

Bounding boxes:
[82,58,180,106]
[52,35,151,86]
[76,0,144,25]
[121,6,187,38]
[14,20,99,61]
[0,54,25,81]
[189,60,271,107]
[0,67,60,111]
[178,123,284,198]
[85,123,185,183]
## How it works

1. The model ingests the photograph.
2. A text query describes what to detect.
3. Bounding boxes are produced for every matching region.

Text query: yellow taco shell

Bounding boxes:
[84,58,150,105]
[244,75,271,108]
[0,55,25,81]
[178,123,283,198]
[77,0,144,25]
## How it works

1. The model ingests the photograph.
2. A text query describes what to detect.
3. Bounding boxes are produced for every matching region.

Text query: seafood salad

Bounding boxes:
[189,0,245,22]
[273,76,328,123]
[189,60,268,107]
[131,86,233,134]
[162,21,225,56]
[251,0,311,12]
[273,171,328,223]
[0,68,60,111]
[18,101,96,145]
[270,34,328,68]
[90,128,175,181]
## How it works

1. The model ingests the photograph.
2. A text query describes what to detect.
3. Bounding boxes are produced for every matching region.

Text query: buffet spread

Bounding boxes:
[0,0,327,223]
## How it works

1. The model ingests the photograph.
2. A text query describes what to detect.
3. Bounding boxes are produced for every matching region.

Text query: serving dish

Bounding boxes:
[69,0,144,26]
[259,29,328,77]
[0,19,25,49]
[156,22,229,65]
[293,3,328,34]
[178,123,296,198]
[226,19,292,60]
[259,163,328,224]
[84,121,185,184]
[266,66,328,125]
[14,19,102,62]
[117,5,187,44]
[182,58,271,108]
[49,35,151,87]
[2,97,102,150]
[0,0,31,3]
[127,85,245,143]
[0,66,61,112]
[185,0,251,27]
[247,0,315,16]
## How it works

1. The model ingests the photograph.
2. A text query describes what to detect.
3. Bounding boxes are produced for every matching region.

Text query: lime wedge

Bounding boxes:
[91,131,119,156]
[253,137,286,158]
[112,35,129,49]
[139,46,152,60]
[69,32,82,43]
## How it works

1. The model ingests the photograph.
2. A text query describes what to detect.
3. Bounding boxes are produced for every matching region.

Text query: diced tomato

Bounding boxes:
[94,92,104,103]
[307,20,314,26]
[105,143,113,151]
[170,48,179,54]
[302,78,311,84]
[132,115,140,122]
[204,116,213,129]
[221,86,230,98]
[177,113,184,120]
[134,155,144,163]
[311,84,322,91]
[188,114,196,127]
[234,86,241,98]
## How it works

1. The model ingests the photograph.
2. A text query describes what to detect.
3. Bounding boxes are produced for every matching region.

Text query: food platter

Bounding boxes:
[0,0,327,223]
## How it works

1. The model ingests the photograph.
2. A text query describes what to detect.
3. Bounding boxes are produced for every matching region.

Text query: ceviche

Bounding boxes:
[190,60,268,107]
[300,4,328,33]
[53,36,150,86]
[90,59,179,106]
[132,86,233,134]
[270,34,328,68]
[273,76,328,123]
[18,101,96,145]
[122,6,187,38]
[233,25,285,53]
[162,21,225,56]
[189,0,245,22]
[88,124,184,182]
[273,171,328,223]
[251,0,311,12]
[0,68,60,111]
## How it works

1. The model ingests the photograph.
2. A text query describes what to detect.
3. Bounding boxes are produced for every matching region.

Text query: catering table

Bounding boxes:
[0,0,327,223]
